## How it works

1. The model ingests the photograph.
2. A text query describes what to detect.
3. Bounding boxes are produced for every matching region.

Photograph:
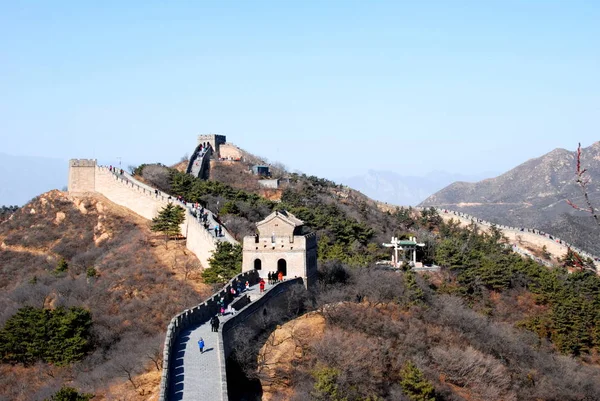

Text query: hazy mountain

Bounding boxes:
[337,170,496,206]
[420,142,600,255]
[0,153,68,206]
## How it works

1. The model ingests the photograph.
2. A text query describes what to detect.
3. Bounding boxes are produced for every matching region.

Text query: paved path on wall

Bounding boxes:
[168,283,268,401]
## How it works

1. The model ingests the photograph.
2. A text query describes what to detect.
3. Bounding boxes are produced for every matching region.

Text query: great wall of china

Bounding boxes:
[67,155,308,401]
[67,142,599,400]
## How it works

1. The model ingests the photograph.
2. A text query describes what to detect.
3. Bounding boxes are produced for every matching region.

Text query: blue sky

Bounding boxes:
[1,1,598,177]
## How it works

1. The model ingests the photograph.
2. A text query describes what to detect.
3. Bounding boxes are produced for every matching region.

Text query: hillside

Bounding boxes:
[419,142,600,255]
[0,190,211,400]
[4,143,600,401]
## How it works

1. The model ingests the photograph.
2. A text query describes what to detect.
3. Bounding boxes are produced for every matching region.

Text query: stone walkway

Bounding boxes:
[168,283,266,401]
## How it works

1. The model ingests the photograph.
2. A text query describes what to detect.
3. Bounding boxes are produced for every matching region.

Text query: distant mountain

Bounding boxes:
[420,142,600,255]
[0,153,68,206]
[337,170,496,206]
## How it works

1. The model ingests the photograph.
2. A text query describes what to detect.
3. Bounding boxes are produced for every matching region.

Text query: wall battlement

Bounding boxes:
[69,159,97,167]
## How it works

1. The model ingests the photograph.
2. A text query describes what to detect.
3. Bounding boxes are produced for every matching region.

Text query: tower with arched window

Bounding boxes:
[242,210,317,289]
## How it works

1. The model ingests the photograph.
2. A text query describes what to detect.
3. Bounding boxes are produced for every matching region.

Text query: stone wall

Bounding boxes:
[221,277,304,358]
[68,162,225,268]
[220,277,306,398]
[158,270,261,401]
[68,159,96,192]
[198,134,227,158]
[94,167,169,220]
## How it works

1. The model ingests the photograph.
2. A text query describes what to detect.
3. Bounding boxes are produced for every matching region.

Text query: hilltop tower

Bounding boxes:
[242,210,317,289]
[197,134,227,159]
[68,159,97,192]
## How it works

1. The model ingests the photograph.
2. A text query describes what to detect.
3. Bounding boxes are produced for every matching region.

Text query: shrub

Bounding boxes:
[44,386,94,401]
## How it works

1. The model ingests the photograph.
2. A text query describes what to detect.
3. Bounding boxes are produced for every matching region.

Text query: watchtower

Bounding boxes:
[197,134,227,158]
[68,159,97,192]
[242,210,317,289]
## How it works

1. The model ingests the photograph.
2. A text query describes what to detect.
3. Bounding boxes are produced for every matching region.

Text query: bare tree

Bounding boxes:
[146,348,163,371]
[567,143,599,226]
[118,362,139,389]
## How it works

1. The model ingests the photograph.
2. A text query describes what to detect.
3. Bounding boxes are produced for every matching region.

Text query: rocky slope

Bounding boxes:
[0,190,211,400]
[420,142,600,255]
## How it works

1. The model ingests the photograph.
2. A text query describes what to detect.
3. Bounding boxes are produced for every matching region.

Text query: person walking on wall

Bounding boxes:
[198,338,205,353]
[259,278,265,293]
[278,271,283,282]
[267,272,272,285]
[211,316,220,332]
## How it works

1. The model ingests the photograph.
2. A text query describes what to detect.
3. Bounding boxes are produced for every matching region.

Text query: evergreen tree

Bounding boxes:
[202,242,243,283]
[45,386,94,401]
[0,306,93,366]
[399,361,436,401]
[151,203,186,245]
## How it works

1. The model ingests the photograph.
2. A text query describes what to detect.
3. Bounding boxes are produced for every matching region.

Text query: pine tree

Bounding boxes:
[151,203,186,247]
[45,386,94,401]
[399,361,436,401]
[202,242,243,283]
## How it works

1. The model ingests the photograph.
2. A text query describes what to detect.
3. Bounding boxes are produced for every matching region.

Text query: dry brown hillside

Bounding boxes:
[0,190,212,400]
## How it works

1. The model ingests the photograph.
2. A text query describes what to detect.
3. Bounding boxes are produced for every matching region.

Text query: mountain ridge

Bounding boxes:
[420,141,600,255]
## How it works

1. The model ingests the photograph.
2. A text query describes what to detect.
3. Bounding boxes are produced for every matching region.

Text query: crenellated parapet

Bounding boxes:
[69,159,97,167]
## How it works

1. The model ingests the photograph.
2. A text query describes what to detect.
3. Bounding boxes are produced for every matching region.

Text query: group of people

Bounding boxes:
[267,271,284,284]
[108,166,124,175]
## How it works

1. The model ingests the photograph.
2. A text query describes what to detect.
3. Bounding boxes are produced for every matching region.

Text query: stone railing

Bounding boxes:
[158,270,260,401]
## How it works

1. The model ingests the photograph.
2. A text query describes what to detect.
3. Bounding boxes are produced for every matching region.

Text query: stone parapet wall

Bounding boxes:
[91,166,227,268]
[220,277,304,357]
[94,167,169,220]
[158,270,260,401]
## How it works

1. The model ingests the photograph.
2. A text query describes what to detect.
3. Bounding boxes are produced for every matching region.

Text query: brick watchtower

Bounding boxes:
[242,210,317,289]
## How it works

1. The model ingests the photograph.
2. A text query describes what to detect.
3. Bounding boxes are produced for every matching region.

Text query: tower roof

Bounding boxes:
[257,210,303,228]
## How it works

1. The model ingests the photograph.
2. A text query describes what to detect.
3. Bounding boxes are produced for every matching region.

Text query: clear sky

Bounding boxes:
[1,1,598,178]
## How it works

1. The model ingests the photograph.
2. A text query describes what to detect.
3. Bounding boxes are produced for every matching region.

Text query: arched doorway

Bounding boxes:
[277,259,287,277]
[254,259,262,270]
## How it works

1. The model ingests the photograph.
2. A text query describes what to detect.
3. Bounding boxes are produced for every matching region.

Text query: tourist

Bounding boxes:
[267,272,272,285]
[278,271,283,282]
[198,338,204,353]
[259,278,265,293]
[245,280,250,291]
[211,316,220,332]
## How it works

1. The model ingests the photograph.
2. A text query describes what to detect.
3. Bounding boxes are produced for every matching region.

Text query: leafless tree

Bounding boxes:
[567,143,599,226]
